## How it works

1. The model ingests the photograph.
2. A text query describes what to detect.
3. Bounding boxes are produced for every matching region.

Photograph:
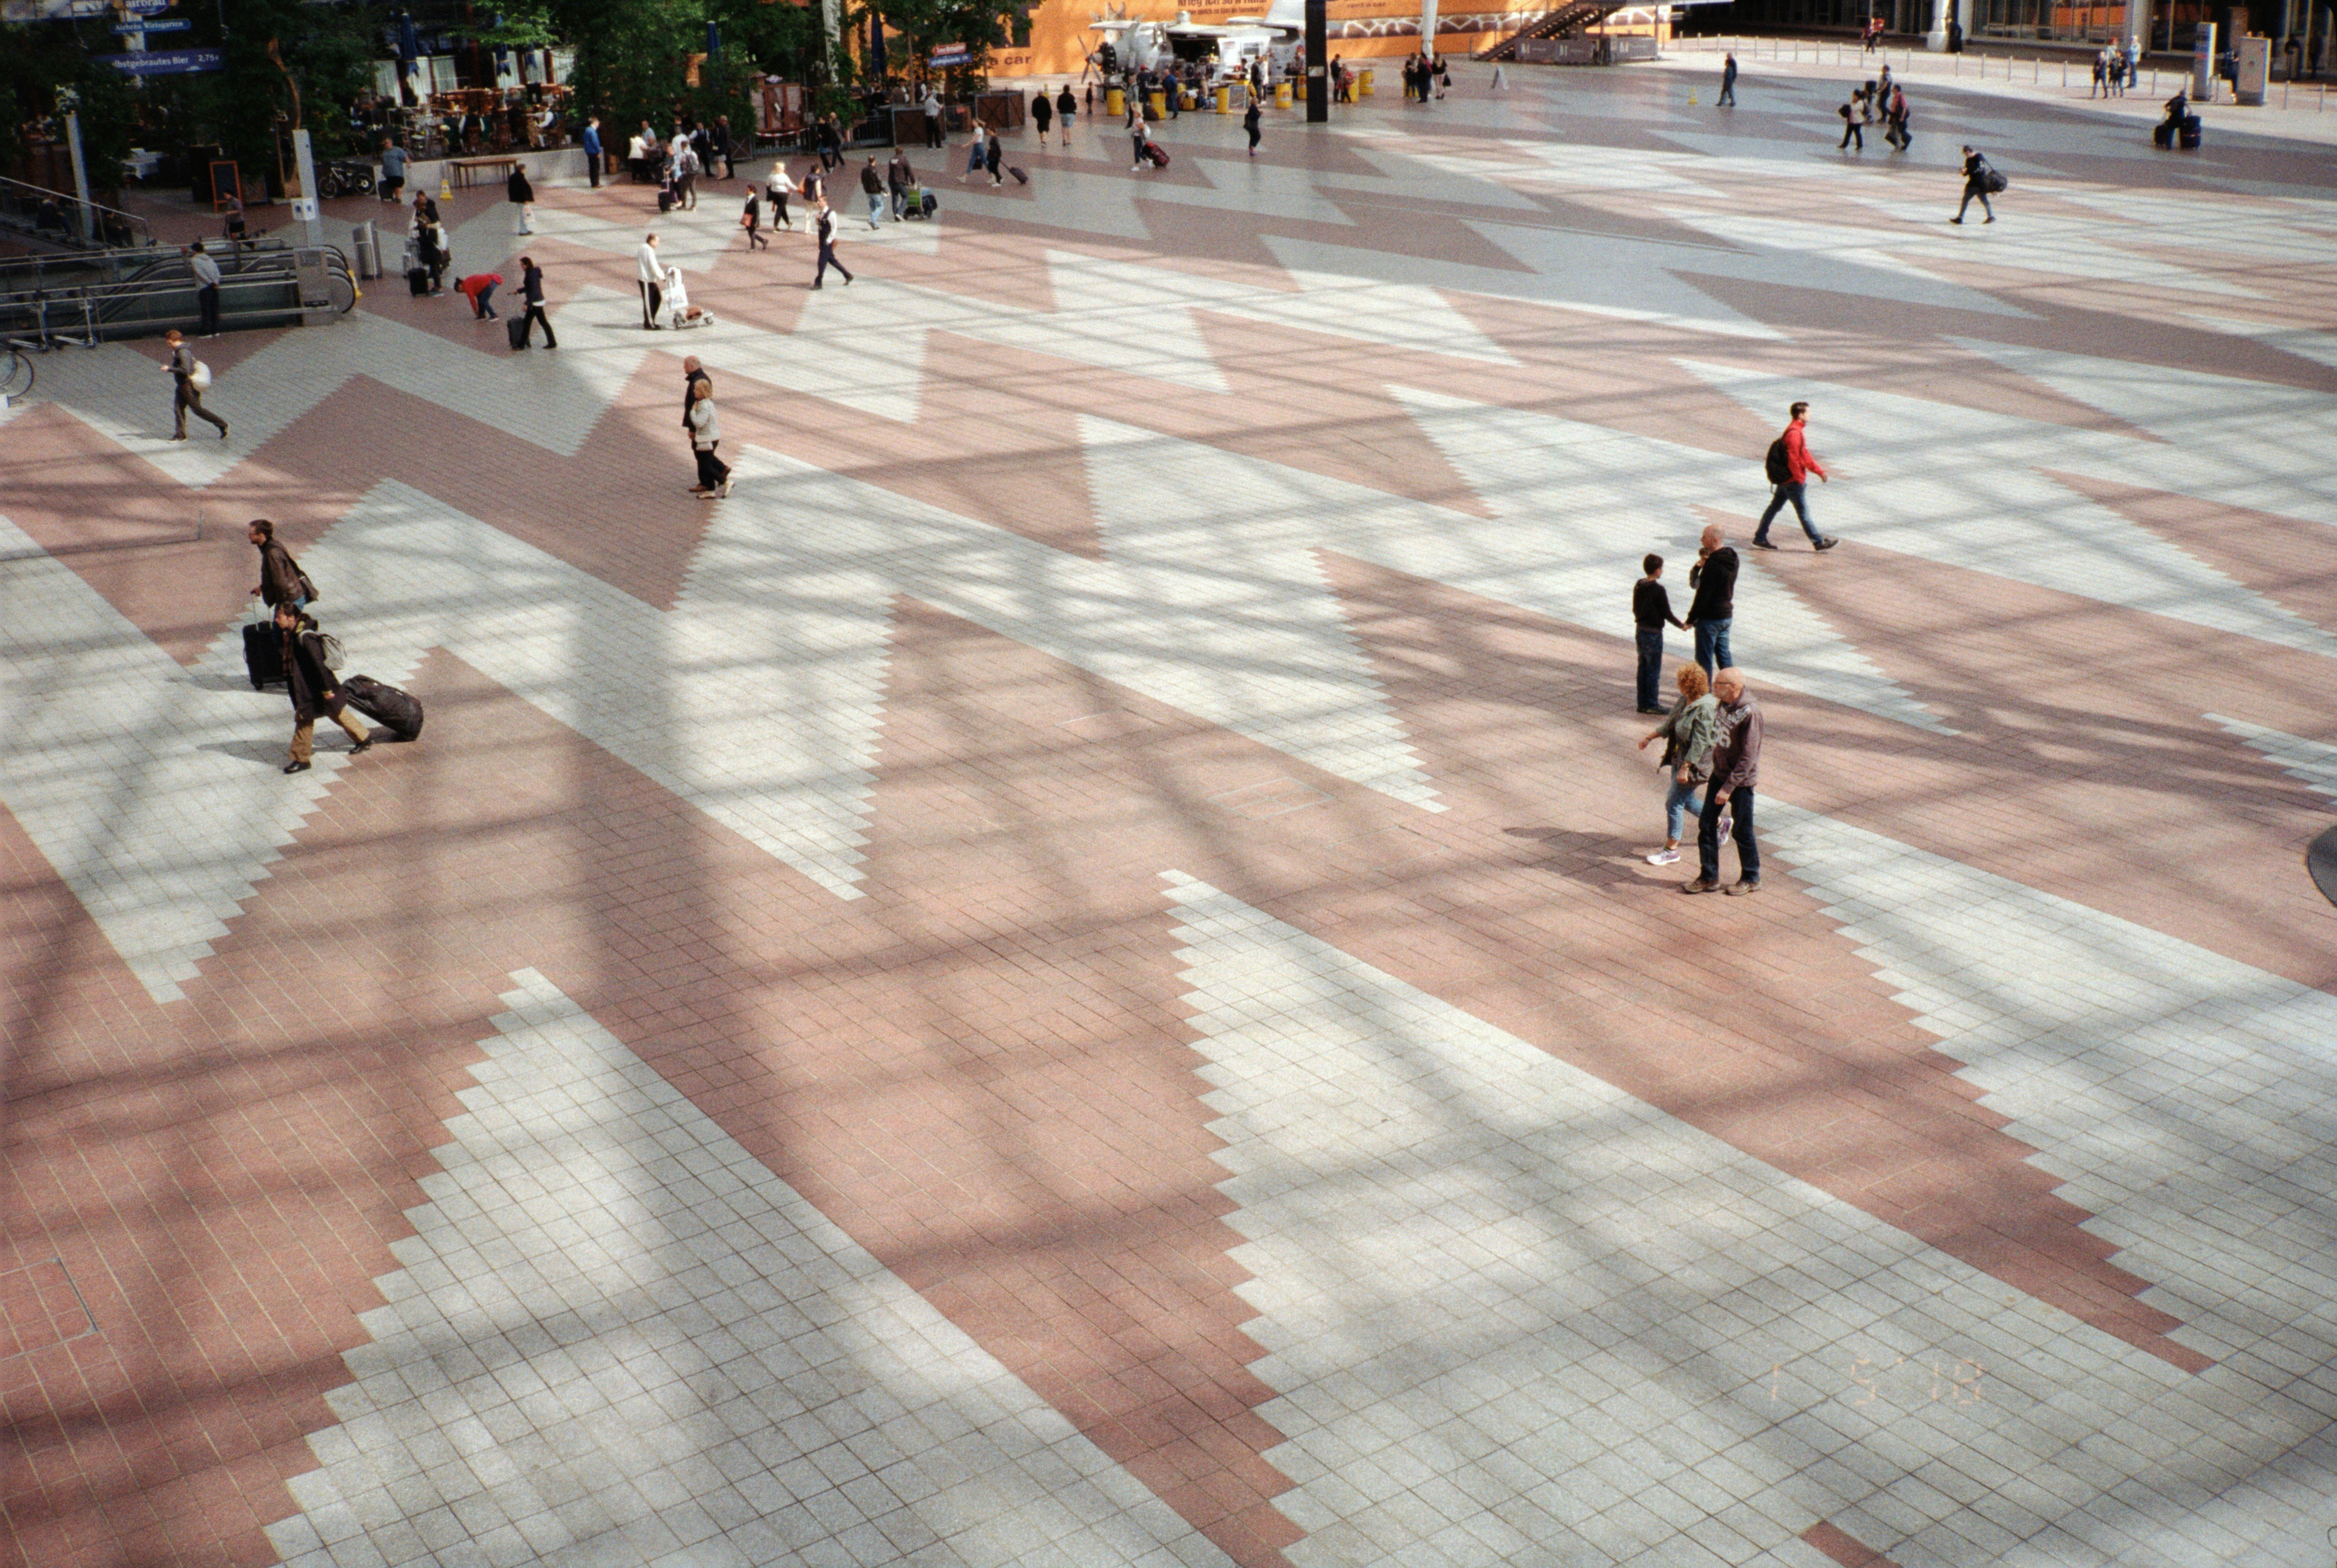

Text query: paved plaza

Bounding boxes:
[4,52,2337,1568]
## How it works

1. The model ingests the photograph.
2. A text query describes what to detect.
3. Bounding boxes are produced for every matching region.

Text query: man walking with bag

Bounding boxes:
[162,329,227,441]
[515,256,556,348]
[1753,401,1836,551]
[273,601,372,774]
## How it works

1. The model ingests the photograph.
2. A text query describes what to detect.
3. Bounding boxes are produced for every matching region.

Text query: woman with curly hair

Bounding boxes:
[1636,662,1718,866]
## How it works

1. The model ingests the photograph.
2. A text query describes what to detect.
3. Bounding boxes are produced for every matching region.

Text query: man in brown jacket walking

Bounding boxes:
[247,519,307,610]
[274,602,371,774]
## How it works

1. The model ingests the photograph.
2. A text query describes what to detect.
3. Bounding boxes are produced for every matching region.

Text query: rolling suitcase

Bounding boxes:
[407,267,429,297]
[340,675,424,741]
[1008,166,1029,185]
[1145,142,1170,168]
[244,620,284,689]
[507,315,529,350]
[657,186,675,212]
[2178,113,2201,149]
[2153,120,2176,149]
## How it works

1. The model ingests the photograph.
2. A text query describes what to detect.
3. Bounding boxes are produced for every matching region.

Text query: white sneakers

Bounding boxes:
[1646,848,1681,865]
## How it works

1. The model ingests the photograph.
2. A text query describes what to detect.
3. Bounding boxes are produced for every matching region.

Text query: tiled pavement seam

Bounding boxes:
[264,968,1238,1568]
[1166,872,2337,1568]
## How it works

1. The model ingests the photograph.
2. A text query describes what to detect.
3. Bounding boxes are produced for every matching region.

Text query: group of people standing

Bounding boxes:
[2091,41,2141,95]
[1622,401,1844,894]
[1839,66,1911,151]
[1401,52,1450,101]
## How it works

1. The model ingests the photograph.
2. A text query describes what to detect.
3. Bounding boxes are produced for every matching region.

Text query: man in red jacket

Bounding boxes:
[1753,400,1837,551]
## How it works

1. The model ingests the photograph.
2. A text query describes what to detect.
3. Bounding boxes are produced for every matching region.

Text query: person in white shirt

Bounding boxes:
[186,240,223,336]
[636,233,663,328]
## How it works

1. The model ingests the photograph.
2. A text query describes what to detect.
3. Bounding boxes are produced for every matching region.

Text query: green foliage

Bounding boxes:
[838,0,1029,93]
[170,0,377,189]
[457,3,558,50]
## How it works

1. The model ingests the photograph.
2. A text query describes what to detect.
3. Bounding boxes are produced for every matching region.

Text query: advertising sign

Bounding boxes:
[104,48,224,75]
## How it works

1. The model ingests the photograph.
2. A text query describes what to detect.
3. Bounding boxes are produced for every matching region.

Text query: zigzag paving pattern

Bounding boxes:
[3,57,2335,1568]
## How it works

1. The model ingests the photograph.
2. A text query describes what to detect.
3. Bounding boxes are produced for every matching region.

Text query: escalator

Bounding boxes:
[0,240,358,348]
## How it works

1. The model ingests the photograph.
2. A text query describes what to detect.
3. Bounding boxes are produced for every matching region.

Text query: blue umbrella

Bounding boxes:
[706,19,721,59]
[398,11,419,60]
[869,13,888,78]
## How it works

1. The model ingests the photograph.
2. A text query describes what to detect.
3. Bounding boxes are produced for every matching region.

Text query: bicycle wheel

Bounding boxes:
[0,351,32,401]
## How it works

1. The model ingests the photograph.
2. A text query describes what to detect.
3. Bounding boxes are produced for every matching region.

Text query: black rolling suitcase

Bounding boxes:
[2178,113,2202,149]
[340,675,424,741]
[1008,166,1029,185]
[507,315,530,350]
[243,620,284,689]
[407,267,429,297]
[2153,120,2176,149]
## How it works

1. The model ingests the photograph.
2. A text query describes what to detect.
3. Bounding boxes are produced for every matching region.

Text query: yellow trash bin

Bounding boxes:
[1274,81,1292,108]
[1215,84,1231,113]
[1359,68,1376,97]
[1107,86,1125,118]
[1147,89,1166,119]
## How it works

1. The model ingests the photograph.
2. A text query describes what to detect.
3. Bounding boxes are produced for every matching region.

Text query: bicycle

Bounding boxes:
[0,343,33,402]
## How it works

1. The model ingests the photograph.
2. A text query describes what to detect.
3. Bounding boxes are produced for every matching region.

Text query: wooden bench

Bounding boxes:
[447,156,520,189]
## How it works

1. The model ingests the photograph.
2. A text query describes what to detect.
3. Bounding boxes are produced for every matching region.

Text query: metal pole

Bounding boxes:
[291,127,325,250]
[63,109,97,246]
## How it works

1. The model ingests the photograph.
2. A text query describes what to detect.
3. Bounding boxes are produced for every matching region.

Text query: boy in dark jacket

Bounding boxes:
[275,602,371,773]
[1633,553,1687,713]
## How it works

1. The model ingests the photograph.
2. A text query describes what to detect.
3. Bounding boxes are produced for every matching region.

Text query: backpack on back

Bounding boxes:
[1764,437,1791,485]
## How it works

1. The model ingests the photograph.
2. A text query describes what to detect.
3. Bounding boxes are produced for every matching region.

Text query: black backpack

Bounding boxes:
[1764,437,1791,485]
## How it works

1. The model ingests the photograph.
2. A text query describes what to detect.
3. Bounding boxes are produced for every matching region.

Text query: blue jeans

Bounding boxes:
[1664,775,1705,842]
[1635,628,1665,709]
[867,191,885,226]
[1756,482,1820,544]
[1693,618,1732,678]
[1698,785,1758,883]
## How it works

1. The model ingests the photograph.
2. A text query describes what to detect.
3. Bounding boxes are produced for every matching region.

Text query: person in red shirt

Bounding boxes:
[1753,400,1837,551]
[454,272,504,320]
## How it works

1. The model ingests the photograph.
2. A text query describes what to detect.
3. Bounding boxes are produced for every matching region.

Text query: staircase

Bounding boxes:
[1477,1,1629,61]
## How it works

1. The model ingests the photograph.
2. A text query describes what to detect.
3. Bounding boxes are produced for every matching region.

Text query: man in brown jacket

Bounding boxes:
[275,602,371,774]
[1682,667,1762,895]
[248,519,307,610]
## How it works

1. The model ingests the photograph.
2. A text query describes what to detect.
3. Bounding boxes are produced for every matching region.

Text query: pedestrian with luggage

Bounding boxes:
[767,168,797,229]
[507,164,535,235]
[1837,95,1865,151]
[888,149,915,218]
[247,518,308,610]
[1033,89,1054,146]
[1632,553,1688,713]
[272,602,371,774]
[741,186,768,249]
[984,126,1005,186]
[186,241,222,337]
[162,329,227,442]
[811,198,852,289]
[1884,86,1910,151]
[515,256,555,348]
[1753,402,1836,551]
[961,122,987,181]
[637,232,664,328]
[1637,662,1717,866]
[1682,524,1737,678]
[1953,145,1998,223]
[1129,106,1151,172]
[1681,668,1762,895]
[687,379,730,499]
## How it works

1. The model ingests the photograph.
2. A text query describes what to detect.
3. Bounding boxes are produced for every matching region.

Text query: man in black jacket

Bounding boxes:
[1683,524,1738,678]
[275,602,371,774]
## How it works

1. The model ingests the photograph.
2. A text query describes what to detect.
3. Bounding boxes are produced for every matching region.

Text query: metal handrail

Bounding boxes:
[0,173,156,252]
[0,242,356,348]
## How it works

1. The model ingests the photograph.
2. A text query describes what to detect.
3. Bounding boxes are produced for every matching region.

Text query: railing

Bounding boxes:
[0,173,156,253]
[0,240,357,349]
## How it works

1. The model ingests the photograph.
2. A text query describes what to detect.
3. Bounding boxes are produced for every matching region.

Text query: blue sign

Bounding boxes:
[103,47,222,75]
[929,48,972,66]
[113,16,190,30]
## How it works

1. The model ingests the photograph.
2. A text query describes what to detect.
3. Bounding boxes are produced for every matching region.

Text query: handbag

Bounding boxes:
[190,360,213,390]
